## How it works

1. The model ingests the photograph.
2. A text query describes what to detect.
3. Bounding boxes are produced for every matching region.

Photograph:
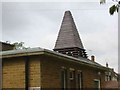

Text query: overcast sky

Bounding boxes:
[1,1,118,72]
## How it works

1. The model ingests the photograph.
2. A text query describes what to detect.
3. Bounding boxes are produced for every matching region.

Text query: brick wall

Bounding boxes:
[41,57,61,88]
[2,54,106,89]
[40,55,106,89]
[29,56,41,87]
[2,56,41,89]
[2,57,25,88]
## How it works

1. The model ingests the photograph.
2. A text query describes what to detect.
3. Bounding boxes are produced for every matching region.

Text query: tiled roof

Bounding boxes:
[54,11,84,49]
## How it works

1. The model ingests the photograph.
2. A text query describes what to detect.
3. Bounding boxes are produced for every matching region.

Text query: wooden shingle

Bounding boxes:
[54,11,84,49]
[54,11,87,58]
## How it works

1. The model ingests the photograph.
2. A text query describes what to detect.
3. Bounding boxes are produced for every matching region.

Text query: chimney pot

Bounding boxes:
[106,62,108,67]
[91,55,95,62]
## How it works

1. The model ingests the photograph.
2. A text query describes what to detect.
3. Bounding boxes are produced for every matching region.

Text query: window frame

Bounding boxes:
[61,67,67,90]
[69,68,75,89]
[94,79,101,90]
[77,70,83,90]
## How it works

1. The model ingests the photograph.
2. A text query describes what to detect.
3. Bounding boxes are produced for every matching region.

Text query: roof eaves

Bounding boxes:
[43,49,109,71]
[1,48,110,71]
[0,41,14,46]
[0,47,45,58]
[1,51,44,58]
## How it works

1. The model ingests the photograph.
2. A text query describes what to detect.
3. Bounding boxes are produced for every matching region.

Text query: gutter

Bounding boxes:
[1,48,110,71]
[44,50,109,71]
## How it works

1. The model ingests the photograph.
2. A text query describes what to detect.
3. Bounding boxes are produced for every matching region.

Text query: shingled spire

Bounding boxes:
[54,11,87,58]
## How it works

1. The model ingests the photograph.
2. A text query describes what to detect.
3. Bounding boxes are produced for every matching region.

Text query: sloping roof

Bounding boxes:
[0,41,15,51]
[54,11,84,49]
[0,48,109,70]
[0,41,14,46]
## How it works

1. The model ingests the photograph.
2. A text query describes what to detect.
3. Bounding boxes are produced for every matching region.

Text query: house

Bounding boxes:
[0,11,118,90]
[105,80,119,90]
[0,41,15,51]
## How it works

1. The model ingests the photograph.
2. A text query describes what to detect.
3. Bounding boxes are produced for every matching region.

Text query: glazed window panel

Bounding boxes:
[94,79,100,90]
[69,69,75,89]
[61,68,67,90]
[77,72,83,90]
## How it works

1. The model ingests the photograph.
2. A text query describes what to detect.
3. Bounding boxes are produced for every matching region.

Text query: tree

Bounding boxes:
[5,41,30,50]
[100,0,120,15]
[13,42,29,49]
[13,42,24,49]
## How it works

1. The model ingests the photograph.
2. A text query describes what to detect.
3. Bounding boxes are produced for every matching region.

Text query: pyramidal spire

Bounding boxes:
[54,11,87,58]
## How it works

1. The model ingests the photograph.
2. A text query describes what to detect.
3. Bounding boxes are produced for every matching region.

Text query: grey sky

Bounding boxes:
[1,1,118,72]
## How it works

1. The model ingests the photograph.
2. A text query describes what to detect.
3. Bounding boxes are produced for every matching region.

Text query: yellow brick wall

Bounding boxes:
[2,56,41,89]
[41,57,61,88]
[41,56,106,89]
[2,55,106,89]
[29,56,41,87]
[2,57,25,88]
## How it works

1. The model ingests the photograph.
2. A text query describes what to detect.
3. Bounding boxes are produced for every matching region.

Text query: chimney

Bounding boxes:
[91,55,95,62]
[106,62,108,67]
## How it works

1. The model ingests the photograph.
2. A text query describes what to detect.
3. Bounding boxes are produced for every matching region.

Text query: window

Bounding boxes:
[69,68,75,90]
[61,67,67,90]
[105,71,112,81]
[105,75,108,81]
[70,71,74,80]
[94,79,100,90]
[77,71,83,90]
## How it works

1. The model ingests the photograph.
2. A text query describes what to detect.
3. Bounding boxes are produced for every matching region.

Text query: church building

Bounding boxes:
[0,11,118,90]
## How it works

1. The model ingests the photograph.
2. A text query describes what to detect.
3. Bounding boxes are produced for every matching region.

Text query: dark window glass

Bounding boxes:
[78,72,83,90]
[70,71,75,90]
[94,80,100,90]
[61,69,67,90]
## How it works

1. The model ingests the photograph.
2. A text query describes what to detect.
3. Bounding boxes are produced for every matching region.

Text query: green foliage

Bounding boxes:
[100,0,106,4]
[100,0,119,15]
[13,42,27,49]
[109,5,119,15]
[5,41,30,50]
